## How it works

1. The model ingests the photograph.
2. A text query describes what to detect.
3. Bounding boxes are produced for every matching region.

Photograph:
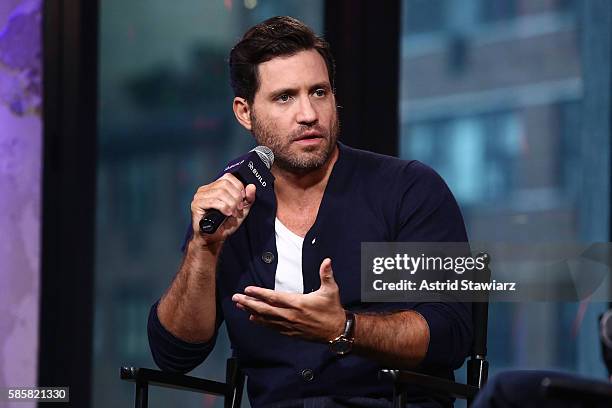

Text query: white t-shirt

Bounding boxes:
[274,217,304,293]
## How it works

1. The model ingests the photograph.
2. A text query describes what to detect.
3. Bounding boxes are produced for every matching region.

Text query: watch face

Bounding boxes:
[330,338,353,355]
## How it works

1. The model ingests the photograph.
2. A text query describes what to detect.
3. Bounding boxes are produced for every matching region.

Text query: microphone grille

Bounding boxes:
[251,146,274,169]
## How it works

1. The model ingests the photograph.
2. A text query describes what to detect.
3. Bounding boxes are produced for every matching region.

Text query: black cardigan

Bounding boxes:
[148,142,472,407]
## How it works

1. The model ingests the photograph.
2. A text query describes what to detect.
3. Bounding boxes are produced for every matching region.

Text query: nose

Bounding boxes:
[296,96,318,126]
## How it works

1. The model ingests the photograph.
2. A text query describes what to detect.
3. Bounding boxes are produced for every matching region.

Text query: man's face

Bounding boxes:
[249,49,339,174]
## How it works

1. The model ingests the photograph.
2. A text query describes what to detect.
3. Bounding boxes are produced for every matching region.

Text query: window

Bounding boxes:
[400,0,608,391]
[403,0,446,34]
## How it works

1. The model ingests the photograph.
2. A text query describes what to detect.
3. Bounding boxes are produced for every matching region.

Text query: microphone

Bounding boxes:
[199,146,274,234]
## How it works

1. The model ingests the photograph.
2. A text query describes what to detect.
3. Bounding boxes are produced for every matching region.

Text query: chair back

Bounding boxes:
[120,357,245,408]
[466,252,491,391]
[225,357,245,408]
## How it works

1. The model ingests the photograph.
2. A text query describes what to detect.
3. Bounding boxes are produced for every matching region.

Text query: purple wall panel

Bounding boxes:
[0,0,41,403]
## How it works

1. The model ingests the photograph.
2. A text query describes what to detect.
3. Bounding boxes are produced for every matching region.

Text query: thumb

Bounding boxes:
[318,258,336,289]
[237,184,256,222]
[244,184,257,206]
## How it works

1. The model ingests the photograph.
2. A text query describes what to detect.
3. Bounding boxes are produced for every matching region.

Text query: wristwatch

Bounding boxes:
[329,311,355,355]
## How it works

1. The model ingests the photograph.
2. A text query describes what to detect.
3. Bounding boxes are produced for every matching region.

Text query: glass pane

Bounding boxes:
[400,0,608,386]
[94,2,323,407]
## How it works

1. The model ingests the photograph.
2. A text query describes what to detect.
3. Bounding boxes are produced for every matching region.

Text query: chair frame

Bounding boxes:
[120,357,244,408]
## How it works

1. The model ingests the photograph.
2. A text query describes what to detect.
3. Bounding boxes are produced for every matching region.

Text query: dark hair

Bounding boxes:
[229,16,335,104]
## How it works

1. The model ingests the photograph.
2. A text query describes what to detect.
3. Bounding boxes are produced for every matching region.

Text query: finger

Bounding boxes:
[197,178,243,203]
[249,312,289,324]
[218,173,246,195]
[249,314,283,330]
[235,302,258,315]
[244,184,257,205]
[197,181,243,210]
[198,185,245,213]
[318,258,336,287]
[244,286,296,307]
[235,303,286,324]
[193,196,236,217]
[232,294,287,318]
[217,177,246,206]
[213,181,245,209]
[249,314,297,334]
[249,316,304,338]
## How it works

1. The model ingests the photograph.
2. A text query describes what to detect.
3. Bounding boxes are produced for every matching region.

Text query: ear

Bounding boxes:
[233,97,252,131]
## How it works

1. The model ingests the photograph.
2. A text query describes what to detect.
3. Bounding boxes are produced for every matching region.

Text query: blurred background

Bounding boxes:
[2,0,611,407]
[398,0,608,396]
[95,2,322,406]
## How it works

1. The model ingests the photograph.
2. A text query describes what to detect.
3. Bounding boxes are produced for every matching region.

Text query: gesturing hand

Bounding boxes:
[231,258,346,343]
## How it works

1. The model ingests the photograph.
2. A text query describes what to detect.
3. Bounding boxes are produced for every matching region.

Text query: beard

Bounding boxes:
[250,110,340,174]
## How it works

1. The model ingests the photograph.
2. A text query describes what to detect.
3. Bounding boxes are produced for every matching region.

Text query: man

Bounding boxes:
[148,16,472,408]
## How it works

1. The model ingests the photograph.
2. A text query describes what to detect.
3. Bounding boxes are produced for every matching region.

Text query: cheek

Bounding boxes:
[258,116,293,144]
[315,100,336,120]
[269,114,295,135]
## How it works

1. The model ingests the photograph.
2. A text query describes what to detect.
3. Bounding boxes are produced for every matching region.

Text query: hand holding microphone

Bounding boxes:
[190,146,274,244]
[190,174,256,244]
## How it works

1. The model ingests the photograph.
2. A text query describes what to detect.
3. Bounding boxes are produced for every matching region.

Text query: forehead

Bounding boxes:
[256,49,330,94]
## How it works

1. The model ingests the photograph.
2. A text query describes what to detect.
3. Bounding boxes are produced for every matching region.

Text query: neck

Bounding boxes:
[272,145,339,206]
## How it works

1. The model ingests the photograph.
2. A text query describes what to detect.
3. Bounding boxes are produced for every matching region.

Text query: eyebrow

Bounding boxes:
[268,82,332,99]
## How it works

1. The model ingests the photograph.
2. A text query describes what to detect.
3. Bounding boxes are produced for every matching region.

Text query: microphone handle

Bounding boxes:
[199,209,227,234]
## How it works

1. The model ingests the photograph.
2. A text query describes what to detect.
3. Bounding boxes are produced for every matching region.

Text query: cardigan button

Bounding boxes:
[261,251,275,264]
[301,368,314,382]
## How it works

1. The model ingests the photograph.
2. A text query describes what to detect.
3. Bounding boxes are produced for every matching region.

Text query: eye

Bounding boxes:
[314,89,326,97]
[276,94,291,103]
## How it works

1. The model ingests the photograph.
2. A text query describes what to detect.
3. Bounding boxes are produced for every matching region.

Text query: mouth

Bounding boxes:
[292,131,324,143]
